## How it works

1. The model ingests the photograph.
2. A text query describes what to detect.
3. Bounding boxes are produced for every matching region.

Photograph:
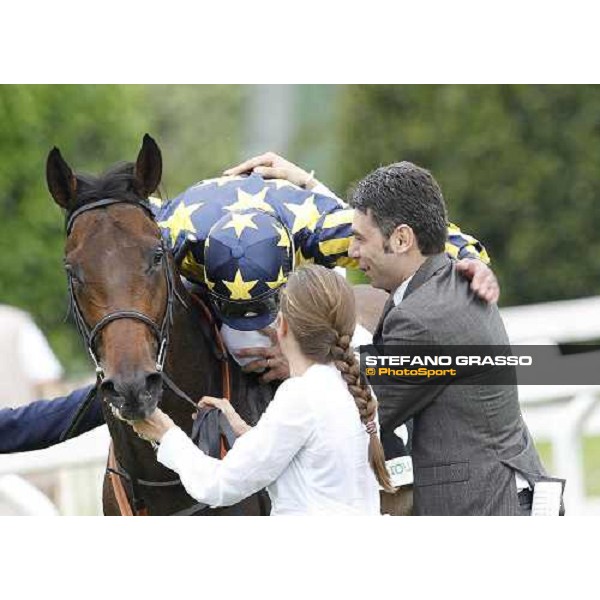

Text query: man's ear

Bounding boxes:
[134,134,162,198]
[391,224,415,254]
[46,147,77,210]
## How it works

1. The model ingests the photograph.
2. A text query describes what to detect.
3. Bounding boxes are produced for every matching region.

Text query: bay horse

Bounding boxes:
[47,134,407,516]
[47,135,273,515]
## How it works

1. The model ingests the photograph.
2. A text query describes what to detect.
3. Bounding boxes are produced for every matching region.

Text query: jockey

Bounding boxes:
[152,167,491,368]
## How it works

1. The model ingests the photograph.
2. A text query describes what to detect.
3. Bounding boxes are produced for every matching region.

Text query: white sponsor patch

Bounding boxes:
[386,455,414,488]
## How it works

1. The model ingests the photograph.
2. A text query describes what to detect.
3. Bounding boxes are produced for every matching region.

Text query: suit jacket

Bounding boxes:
[373,254,550,515]
[0,385,103,454]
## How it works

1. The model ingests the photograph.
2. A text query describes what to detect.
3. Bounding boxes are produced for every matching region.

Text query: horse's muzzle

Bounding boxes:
[100,371,163,421]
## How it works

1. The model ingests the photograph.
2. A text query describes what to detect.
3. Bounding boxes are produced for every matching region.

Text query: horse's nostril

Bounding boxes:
[145,371,163,396]
[100,379,117,396]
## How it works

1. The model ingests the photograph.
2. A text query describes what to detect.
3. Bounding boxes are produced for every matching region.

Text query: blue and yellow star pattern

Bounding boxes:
[153,173,489,299]
[203,209,293,302]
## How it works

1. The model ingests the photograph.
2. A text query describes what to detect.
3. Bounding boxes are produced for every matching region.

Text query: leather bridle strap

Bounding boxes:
[89,311,162,349]
[66,198,155,236]
[108,444,136,516]
[190,293,231,401]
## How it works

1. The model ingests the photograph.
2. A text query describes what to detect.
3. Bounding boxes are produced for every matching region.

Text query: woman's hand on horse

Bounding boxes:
[198,395,231,412]
[456,258,500,304]
[224,151,319,190]
[198,396,251,437]
[131,408,175,443]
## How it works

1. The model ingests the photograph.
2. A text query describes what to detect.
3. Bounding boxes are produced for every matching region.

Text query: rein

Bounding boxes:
[62,197,235,516]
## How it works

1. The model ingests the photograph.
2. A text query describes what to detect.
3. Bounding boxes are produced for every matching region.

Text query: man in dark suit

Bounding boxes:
[349,161,553,515]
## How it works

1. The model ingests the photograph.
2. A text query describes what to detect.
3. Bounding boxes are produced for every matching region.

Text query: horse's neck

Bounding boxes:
[163,284,222,419]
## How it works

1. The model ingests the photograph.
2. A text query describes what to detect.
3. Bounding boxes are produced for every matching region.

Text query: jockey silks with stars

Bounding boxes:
[152,172,489,363]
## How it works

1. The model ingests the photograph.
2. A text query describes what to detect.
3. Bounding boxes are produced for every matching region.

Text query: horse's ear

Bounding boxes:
[46,147,77,209]
[134,134,162,198]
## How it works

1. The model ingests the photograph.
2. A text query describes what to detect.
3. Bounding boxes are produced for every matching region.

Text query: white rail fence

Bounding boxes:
[1,294,600,515]
[0,426,109,515]
[502,294,600,516]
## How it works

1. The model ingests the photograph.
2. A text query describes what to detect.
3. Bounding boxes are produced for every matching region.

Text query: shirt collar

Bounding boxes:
[392,274,414,306]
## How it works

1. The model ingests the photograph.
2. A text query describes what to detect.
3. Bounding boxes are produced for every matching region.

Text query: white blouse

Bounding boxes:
[157,363,380,515]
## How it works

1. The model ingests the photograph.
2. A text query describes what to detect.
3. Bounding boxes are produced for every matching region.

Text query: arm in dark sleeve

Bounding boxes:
[0,385,104,454]
[375,308,444,435]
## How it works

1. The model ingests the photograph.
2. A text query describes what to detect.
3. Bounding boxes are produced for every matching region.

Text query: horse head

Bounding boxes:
[47,134,171,421]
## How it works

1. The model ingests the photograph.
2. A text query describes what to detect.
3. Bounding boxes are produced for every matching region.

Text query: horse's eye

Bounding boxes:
[65,263,82,284]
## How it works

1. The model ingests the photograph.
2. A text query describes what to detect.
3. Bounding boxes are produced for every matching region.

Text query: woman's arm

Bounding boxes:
[133,379,312,507]
[0,385,103,454]
[197,396,252,437]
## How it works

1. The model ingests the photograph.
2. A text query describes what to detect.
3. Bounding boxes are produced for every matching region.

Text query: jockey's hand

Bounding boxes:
[224,151,319,190]
[236,327,290,383]
[132,408,175,443]
[198,396,251,437]
[456,258,500,304]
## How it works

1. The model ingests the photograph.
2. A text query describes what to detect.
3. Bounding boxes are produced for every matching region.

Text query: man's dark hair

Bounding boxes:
[350,161,448,255]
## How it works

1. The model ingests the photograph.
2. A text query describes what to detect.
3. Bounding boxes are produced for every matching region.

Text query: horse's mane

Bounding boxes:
[74,161,141,208]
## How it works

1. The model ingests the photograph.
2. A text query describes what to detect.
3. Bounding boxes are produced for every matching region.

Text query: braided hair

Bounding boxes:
[280,265,393,492]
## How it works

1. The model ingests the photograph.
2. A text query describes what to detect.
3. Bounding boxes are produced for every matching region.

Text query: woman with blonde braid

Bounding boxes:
[133,265,391,515]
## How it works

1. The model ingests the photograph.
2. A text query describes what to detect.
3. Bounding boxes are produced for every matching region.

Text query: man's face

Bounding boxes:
[348,209,401,292]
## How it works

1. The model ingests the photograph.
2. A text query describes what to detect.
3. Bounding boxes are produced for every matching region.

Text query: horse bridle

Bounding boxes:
[65,198,178,384]
[63,197,269,516]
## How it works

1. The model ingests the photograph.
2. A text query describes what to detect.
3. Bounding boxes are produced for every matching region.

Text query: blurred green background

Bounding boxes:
[2,84,600,375]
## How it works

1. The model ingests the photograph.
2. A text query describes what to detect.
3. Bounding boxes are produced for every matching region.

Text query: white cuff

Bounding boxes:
[156,426,196,471]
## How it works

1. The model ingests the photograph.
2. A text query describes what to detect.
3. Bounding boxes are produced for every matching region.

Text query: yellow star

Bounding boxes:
[284,195,321,234]
[266,267,288,290]
[224,187,274,213]
[222,212,259,238]
[223,269,258,300]
[272,222,291,249]
[270,179,300,191]
[158,202,203,245]
[192,175,245,188]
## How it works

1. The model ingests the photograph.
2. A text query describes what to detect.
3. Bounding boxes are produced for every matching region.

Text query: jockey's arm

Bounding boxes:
[0,385,104,454]
[224,152,498,303]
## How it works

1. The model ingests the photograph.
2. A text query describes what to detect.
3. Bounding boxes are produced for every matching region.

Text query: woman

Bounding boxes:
[133,264,392,515]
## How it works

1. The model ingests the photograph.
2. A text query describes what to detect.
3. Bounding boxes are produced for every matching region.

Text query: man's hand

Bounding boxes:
[132,408,175,443]
[236,327,290,383]
[224,151,318,190]
[456,258,500,304]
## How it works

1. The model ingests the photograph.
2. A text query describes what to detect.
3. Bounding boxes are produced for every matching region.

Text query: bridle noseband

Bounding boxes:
[66,198,176,383]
